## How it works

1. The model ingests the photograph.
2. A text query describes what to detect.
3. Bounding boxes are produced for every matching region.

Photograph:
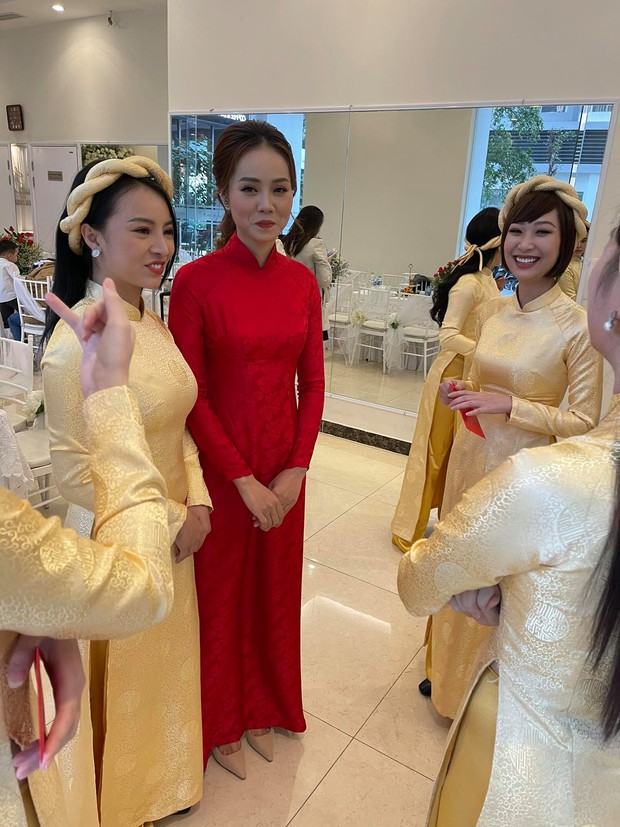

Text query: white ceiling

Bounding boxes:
[0,0,165,30]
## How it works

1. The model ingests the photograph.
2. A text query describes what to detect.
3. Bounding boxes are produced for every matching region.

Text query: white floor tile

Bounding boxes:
[301,561,425,735]
[288,740,434,827]
[357,648,451,781]
[304,498,402,593]
[304,477,365,540]
[308,440,404,497]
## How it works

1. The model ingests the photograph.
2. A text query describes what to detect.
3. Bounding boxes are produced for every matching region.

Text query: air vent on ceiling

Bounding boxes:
[0,13,26,22]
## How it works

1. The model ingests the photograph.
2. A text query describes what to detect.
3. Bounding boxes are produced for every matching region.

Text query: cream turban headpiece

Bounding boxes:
[498,175,588,242]
[59,156,174,254]
[455,233,502,271]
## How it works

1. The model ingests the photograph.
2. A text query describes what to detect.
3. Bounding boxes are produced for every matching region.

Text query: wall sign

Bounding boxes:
[6,104,24,131]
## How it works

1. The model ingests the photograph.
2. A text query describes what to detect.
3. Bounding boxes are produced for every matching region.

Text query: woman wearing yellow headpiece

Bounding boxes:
[391,207,501,562]
[40,158,213,826]
[422,176,602,720]
[398,218,620,827]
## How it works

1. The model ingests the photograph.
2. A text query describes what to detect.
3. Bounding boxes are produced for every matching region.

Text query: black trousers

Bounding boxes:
[0,298,18,326]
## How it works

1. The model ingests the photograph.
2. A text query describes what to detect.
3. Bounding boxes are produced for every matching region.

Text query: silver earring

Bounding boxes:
[604,311,618,331]
[91,248,100,258]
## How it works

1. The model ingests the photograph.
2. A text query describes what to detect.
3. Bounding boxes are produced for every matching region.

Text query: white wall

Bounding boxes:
[0,9,168,144]
[304,110,473,276]
[168,0,620,263]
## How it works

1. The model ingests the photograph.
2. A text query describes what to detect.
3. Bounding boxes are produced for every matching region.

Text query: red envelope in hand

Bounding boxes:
[449,382,486,439]
[34,648,46,766]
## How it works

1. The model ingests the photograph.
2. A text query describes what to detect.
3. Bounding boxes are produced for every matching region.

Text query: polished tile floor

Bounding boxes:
[324,349,427,413]
[158,433,450,827]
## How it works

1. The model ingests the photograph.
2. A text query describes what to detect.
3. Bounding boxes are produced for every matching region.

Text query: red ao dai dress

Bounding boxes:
[168,233,325,763]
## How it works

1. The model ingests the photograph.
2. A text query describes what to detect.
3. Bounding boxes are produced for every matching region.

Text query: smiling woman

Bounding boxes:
[423,175,603,720]
[40,157,213,826]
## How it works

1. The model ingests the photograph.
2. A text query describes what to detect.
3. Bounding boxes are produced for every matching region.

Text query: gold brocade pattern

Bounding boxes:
[558,257,582,301]
[429,284,602,719]
[392,269,498,545]
[41,283,211,826]
[399,397,620,826]
[0,387,174,827]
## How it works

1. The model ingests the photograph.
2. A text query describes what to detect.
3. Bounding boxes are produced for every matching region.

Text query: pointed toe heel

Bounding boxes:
[212,745,247,779]
[246,728,274,762]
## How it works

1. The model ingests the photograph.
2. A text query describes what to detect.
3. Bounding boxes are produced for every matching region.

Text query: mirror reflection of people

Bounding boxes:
[169,120,324,780]
[42,157,212,824]
[558,217,590,300]
[398,220,620,827]
[425,176,602,719]
[283,205,333,340]
[1,280,177,825]
[391,207,502,563]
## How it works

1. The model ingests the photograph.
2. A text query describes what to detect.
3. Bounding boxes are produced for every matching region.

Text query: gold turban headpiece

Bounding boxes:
[59,156,174,254]
[498,175,588,243]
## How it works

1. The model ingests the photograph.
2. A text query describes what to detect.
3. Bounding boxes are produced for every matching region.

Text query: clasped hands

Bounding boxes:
[450,585,501,627]
[439,379,512,417]
[234,467,306,531]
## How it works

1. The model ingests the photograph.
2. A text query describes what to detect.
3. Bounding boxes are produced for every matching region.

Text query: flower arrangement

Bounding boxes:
[431,259,458,302]
[388,311,400,330]
[81,144,135,165]
[330,255,349,282]
[1,227,44,274]
[350,309,367,326]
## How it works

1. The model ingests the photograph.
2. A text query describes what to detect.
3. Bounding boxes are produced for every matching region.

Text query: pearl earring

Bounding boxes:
[91,248,100,258]
[604,311,618,332]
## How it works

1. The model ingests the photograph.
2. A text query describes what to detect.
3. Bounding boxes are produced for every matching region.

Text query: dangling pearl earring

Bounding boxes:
[91,248,101,258]
[604,311,618,331]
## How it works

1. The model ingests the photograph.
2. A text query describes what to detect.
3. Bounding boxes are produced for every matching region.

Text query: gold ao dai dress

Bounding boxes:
[0,387,175,827]
[41,282,211,827]
[398,395,620,827]
[557,256,582,301]
[431,283,602,719]
[391,268,498,548]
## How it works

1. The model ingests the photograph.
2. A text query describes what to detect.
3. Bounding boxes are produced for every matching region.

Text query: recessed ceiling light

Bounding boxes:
[52,4,65,12]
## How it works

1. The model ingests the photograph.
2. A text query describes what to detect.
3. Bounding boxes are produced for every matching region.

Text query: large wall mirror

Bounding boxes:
[170,103,613,428]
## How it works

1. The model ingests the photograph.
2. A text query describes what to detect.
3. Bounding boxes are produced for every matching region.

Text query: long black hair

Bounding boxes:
[430,207,500,326]
[44,162,178,341]
[283,205,324,258]
[590,222,620,740]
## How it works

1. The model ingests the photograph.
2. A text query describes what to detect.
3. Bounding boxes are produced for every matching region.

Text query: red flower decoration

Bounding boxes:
[27,239,34,246]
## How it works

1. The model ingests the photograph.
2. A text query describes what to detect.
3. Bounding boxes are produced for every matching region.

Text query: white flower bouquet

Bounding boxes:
[350,309,367,326]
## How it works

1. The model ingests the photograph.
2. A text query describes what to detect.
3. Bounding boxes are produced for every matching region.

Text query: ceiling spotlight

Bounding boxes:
[52,4,65,11]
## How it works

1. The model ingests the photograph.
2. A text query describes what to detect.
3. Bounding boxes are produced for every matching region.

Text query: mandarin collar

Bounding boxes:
[85,280,144,321]
[224,232,279,270]
[513,282,563,313]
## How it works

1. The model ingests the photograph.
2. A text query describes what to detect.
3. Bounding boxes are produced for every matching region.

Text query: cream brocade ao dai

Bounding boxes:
[429,283,602,720]
[392,268,498,548]
[398,396,620,827]
[40,281,211,827]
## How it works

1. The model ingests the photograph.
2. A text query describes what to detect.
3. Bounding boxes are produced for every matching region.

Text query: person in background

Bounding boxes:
[426,176,602,719]
[0,238,20,339]
[397,218,620,827]
[1,279,177,826]
[42,156,211,826]
[169,120,324,780]
[284,205,333,340]
[391,207,501,555]
[558,218,590,300]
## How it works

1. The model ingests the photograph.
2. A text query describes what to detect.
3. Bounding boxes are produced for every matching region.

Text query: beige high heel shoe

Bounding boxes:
[212,743,247,779]
[246,728,274,762]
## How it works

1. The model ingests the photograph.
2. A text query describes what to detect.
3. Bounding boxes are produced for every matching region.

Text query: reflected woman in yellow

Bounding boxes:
[424,176,602,719]
[391,207,501,556]
[42,158,212,826]
[398,220,620,827]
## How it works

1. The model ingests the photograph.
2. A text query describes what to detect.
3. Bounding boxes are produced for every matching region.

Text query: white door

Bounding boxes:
[0,145,16,231]
[31,145,79,254]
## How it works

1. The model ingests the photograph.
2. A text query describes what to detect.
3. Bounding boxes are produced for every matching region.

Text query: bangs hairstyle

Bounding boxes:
[501,189,577,280]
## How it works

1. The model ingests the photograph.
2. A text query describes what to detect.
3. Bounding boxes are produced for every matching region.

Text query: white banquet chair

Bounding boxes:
[14,276,48,344]
[400,294,440,377]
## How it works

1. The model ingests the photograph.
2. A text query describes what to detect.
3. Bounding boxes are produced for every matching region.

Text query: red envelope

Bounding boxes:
[34,648,46,766]
[449,382,486,439]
